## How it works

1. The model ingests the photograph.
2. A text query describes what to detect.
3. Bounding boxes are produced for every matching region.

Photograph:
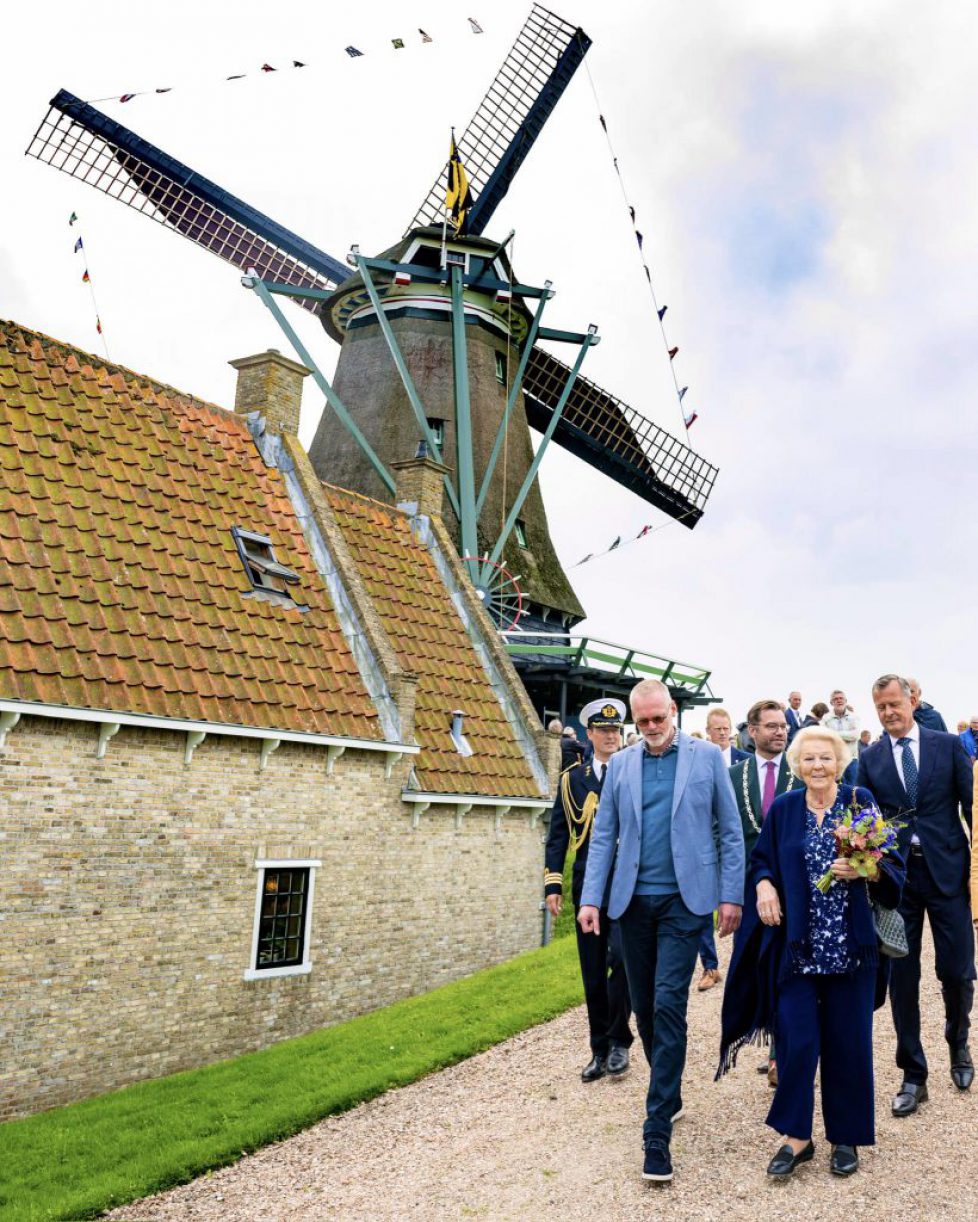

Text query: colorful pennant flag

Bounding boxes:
[657,305,667,320]
[69,212,78,226]
[678,386,688,401]
[468,17,484,33]
[227,73,246,80]
[74,237,83,253]
[82,269,90,283]
[608,536,621,551]
[668,346,678,359]
[637,524,652,538]
[119,93,136,103]
[684,411,698,428]
[392,38,405,49]
[446,133,472,235]
[419,29,433,42]
[635,231,644,250]
[261,63,276,72]
[345,46,364,57]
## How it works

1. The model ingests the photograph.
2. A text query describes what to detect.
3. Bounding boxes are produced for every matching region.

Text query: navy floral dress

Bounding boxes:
[794,805,855,975]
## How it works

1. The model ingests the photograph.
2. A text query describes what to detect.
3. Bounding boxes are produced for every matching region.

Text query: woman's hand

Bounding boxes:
[756,879,782,926]
[830,857,859,881]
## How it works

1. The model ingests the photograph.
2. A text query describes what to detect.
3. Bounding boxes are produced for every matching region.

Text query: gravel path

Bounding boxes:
[112,931,974,1221]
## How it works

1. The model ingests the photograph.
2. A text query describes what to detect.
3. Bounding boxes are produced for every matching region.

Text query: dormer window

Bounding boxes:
[232,527,301,596]
[426,417,446,448]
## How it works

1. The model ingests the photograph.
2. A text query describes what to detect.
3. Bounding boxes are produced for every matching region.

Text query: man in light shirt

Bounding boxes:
[705,708,750,768]
[822,690,860,763]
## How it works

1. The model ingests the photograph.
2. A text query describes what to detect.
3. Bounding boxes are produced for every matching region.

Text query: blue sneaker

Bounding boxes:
[643,1140,673,1182]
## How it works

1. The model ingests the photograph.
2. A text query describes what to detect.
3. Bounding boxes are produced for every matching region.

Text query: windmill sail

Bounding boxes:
[406,4,591,237]
[522,347,716,525]
[26,90,348,304]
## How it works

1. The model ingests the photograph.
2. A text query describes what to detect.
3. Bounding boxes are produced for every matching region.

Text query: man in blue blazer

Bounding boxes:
[857,674,975,1116]
[579,679,744,1183]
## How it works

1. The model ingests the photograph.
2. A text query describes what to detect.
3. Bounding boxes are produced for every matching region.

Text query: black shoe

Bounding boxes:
[891,1081,928,1116]
[581,1055,607,1082]
[642,1140,673,1182]
[951,1046,974,1091]
[606,1045,630,1076]
[830,1145,859,1176]
[766,1141,815,1178]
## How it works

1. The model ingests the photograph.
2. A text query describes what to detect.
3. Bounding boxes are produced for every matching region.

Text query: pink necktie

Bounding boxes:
[762,760,776,818]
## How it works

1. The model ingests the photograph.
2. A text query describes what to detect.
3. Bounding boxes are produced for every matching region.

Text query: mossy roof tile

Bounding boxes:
[325,485,539,800]
[0,321,383,742]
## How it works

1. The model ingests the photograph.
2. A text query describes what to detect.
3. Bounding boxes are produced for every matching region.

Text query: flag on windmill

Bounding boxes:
[445,133,472,235]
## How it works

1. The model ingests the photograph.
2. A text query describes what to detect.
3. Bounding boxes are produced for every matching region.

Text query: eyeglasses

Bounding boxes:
[635,714,670,728]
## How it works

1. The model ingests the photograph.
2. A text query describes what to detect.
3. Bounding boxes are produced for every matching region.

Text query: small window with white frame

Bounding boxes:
[244,857,321,981]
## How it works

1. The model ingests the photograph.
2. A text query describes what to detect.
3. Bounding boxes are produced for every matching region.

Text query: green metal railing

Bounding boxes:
[499,631,712,695]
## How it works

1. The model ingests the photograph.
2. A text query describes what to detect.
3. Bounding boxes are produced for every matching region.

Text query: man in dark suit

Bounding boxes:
[545,700,633,1082]
[695,708,749,989]
[784,691,805,743]
[729,699,795,1084]
[857,674,975,1116]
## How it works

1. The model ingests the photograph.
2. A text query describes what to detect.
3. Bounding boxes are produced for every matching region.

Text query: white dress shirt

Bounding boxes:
[720,745,733,767]
[592,758,605,784]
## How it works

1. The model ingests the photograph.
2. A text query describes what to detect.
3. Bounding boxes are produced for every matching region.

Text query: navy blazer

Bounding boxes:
[856,728,972,896]
[784,707,805,742]
[730,746,750,765]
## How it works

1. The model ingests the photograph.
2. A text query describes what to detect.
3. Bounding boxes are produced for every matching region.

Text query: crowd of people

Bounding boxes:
[544,677,977,1184]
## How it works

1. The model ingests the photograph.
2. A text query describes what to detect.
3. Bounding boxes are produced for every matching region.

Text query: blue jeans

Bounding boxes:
[617,891,703,1144]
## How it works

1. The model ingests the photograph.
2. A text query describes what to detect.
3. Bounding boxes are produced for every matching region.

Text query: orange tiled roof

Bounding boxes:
[325,485,541,798]
[0,321,383,740]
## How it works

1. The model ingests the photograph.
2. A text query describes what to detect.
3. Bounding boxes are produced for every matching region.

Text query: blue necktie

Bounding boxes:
[897,736,918,807]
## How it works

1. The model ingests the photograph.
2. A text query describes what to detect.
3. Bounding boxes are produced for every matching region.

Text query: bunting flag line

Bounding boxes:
[573,504,703,568]
[582,59,703,439]
[66,213,109,359]
[85,17,488,104]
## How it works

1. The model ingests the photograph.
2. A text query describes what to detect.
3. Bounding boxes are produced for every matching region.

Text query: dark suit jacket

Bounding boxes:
[729,754,795,865]
[730,746,750,765]
[545,755,607,902]
[914,703,948,733]
[785,707,805,742]
[856,728,973,896]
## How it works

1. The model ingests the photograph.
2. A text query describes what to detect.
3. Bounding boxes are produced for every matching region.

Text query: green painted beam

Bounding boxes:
[356,259,461,519]
[449,264,479,578]
[474,284,552,519]
[485,332,596,573]
[245,276,395,496]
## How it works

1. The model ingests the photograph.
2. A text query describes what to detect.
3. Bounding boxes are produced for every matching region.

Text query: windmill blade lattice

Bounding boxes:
[405,4,590,237]
[26,91,348,310]
[522,347,717,525]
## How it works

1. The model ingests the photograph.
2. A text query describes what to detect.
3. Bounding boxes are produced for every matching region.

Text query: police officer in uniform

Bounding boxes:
[545,699,634,1080]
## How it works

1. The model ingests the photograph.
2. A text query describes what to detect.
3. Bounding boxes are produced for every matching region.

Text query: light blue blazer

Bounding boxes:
[580,732,745,919]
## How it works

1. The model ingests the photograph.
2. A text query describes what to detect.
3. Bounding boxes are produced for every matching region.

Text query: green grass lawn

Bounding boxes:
[0,937,581,1222]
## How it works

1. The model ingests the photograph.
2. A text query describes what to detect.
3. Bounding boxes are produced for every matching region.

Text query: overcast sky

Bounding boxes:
[2,0,975,734]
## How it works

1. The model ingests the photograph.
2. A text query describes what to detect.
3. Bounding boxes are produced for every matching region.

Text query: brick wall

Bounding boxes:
[0,717,545,1120]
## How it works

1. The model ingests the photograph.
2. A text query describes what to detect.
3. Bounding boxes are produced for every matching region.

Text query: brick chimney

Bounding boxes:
[391,447,452,518]
[229,349,310,436]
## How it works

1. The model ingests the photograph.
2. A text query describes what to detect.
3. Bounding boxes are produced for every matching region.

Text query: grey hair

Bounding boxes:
[872,674,911,696]
[629,678,671,707]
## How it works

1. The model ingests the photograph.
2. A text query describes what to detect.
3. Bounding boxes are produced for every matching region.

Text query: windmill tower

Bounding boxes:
[26,4,718,638]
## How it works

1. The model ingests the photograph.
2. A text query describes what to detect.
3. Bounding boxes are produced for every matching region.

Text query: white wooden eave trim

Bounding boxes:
[401,790,551,831]
[0,699,418,764]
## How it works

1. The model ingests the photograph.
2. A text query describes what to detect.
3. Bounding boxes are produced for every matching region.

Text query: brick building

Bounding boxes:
[0,321,558,1120]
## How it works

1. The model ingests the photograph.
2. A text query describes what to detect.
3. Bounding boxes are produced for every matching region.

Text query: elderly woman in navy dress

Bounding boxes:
[720,726,905,1179]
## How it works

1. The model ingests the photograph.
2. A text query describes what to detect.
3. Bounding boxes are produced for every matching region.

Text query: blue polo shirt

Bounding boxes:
[634,740,680,895]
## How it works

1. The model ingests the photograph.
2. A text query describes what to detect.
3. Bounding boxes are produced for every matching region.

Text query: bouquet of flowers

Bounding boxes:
[815,795,904,893]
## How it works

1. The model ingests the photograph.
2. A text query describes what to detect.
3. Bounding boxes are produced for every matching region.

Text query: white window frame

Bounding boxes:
[243,857,322,982]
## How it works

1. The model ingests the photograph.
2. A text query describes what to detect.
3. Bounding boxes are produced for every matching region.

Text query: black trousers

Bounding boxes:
[890,849,976,1083]
[572,873,633,1056]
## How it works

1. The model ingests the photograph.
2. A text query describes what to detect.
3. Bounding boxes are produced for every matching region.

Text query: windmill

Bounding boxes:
[26,4,718,637]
